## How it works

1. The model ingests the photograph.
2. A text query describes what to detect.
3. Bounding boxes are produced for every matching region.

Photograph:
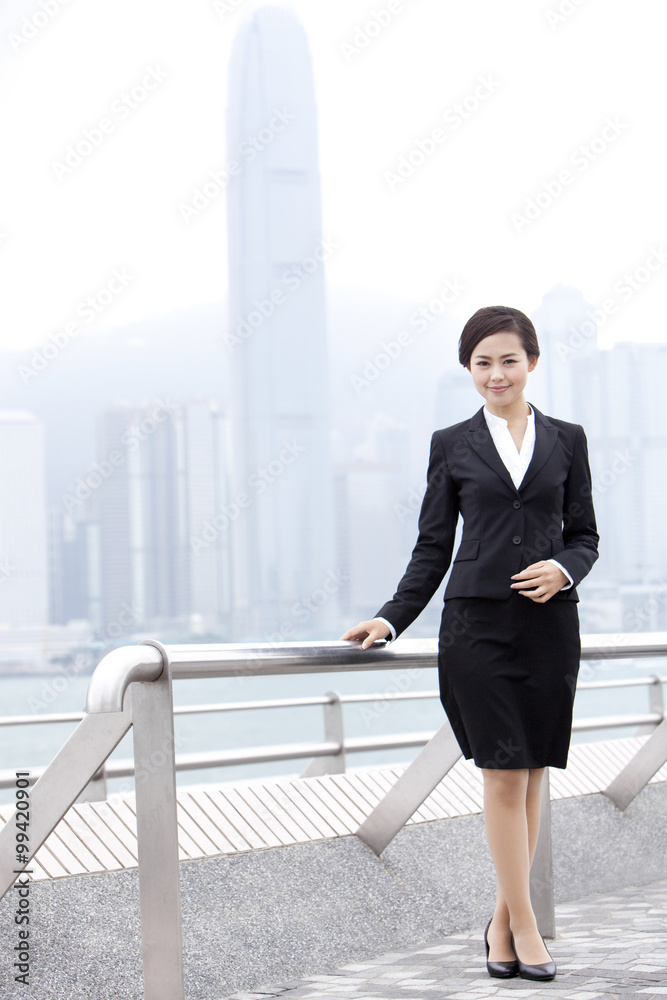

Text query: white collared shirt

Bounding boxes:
[376,403,573,642]
[483,402,536,490]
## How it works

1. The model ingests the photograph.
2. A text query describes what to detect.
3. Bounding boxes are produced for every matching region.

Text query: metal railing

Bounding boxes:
[0,632,666,1000]
[1,673,665,796]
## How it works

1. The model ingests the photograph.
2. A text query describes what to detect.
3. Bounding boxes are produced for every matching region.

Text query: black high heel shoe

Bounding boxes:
[509,931,557,981]
[484,919,519,978]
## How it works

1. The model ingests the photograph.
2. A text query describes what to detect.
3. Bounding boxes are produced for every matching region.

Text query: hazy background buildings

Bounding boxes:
[0,1,665,673]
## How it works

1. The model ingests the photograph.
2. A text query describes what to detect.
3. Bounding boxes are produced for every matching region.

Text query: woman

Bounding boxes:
[340,305,599,983]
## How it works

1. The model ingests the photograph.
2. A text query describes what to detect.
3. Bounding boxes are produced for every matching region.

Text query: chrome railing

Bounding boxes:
[0,633,666,1000]
[1,674,665,795]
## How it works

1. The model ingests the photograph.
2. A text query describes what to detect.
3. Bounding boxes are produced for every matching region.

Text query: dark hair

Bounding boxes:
[458,305,540,367]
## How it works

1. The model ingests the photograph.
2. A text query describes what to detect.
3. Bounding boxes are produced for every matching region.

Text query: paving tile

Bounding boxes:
[223,879,667,1000]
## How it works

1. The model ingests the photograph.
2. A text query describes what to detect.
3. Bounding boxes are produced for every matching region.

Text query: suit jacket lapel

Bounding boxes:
[519,403,559,491]
[463,407,517,494]
[462,403,559,494]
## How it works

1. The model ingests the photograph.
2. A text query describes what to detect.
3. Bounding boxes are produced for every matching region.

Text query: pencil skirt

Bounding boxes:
[438,592,581,770]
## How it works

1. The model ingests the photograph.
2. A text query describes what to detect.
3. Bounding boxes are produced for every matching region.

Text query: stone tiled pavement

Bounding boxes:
[223,880,667,1000]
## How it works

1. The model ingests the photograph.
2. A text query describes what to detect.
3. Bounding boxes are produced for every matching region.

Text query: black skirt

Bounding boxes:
[438,592,581,769]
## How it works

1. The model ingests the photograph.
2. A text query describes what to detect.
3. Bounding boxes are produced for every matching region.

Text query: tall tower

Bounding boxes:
[89,400,232,639]
[531,284,599,421]
[226,6,338,639]
[0,411,49,628]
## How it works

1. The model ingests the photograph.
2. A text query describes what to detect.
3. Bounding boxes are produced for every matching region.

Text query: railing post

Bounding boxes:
[356,720,462,855]
[648,673,665,723]
[605,714,667,809]
[76,765,107,803]
[633,674,665,735]
[301,690,345,776]
[530,768,555,939]
[132,640,185,1000]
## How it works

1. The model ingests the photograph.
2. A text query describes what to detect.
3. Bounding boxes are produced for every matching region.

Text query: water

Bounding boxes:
[0,655,664,806]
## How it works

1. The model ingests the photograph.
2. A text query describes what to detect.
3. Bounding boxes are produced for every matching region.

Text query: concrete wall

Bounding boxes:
[1,783,666,1000]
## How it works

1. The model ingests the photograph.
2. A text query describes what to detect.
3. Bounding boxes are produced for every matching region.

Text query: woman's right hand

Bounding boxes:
[339,619,391,650]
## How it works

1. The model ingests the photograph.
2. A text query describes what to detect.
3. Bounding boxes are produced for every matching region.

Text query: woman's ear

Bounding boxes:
[528,355,539,372]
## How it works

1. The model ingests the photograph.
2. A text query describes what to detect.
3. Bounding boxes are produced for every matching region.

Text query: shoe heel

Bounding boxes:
[485,919,519,979]
[509,931,556,982]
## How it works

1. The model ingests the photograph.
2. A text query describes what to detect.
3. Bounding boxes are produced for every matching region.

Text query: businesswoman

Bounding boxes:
[341,305,599,983]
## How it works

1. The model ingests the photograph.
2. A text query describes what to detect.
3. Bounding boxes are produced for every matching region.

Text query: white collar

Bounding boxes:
[483,402,534,429]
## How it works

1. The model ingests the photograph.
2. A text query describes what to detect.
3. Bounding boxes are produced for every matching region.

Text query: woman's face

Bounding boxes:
[467,330,537,410]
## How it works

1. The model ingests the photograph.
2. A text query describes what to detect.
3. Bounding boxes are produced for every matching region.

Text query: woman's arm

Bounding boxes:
[371,431,460,639]
[550,424,600,585]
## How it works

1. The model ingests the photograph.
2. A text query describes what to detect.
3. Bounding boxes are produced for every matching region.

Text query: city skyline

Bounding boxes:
[0,1,666,658]
[1,286,666,647]
[0,0,664,352]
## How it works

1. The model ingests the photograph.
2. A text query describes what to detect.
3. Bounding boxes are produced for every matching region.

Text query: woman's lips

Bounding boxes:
[489,386,509,392]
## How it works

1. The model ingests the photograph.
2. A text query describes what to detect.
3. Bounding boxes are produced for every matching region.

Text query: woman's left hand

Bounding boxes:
[510,561,569,603]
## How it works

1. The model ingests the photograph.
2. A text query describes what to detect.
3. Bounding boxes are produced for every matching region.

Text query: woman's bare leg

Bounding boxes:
[487,767,546,957]
[483,767,551,965]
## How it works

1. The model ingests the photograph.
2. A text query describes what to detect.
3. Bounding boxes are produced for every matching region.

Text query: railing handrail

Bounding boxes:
[84,633,667,714]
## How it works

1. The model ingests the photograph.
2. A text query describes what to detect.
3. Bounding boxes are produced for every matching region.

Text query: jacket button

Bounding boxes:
[512,535,522,545]
[513,500,521,509]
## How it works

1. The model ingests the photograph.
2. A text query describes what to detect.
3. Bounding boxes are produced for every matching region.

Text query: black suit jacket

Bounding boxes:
[375,403,599,639]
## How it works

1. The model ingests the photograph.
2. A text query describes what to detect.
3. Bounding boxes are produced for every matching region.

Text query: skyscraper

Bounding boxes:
[0,411,49,628]
[88,399,232,639]
[226,6,338,638]
[531,284,599,420]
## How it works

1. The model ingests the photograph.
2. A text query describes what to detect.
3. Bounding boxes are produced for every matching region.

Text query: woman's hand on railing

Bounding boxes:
[339,619,391,650]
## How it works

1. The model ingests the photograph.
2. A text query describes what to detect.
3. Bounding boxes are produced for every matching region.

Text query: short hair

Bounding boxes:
[458,305,540,367]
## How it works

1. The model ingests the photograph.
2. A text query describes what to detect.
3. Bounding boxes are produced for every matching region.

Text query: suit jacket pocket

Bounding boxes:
[453,538,480,562]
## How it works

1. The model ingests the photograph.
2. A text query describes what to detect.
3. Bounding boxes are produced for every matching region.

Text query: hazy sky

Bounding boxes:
[0,0,665,351]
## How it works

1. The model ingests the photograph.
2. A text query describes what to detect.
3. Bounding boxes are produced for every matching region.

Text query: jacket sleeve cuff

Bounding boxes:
[547,558,574,590]
[373,617,397,642]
